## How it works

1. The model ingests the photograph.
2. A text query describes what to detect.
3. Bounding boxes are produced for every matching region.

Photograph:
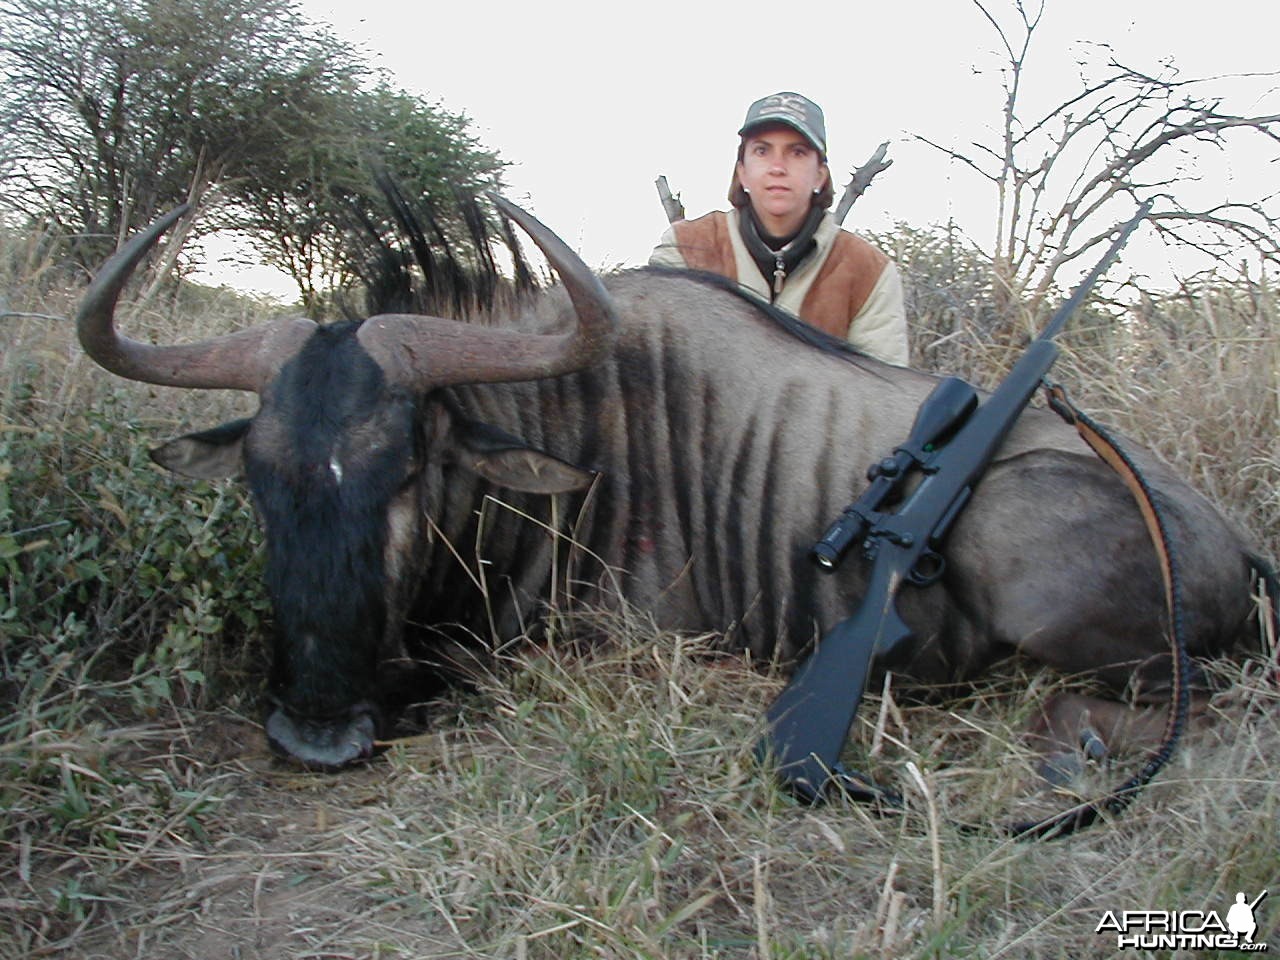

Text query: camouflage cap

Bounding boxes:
[738,92,827,158]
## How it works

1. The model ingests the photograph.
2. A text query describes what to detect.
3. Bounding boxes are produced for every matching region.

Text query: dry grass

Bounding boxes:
[2,236,1277,958]
[5,628,1276,958]
[910,279,1280,562]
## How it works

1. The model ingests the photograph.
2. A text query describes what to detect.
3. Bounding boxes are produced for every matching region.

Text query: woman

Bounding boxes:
[650,92,908,365]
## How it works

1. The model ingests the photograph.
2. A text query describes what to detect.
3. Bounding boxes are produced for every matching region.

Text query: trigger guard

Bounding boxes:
[908,550,946,586]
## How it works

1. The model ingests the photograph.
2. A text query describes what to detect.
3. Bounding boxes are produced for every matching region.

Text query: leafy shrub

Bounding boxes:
[1,301,269,896]
[1,389,268,696]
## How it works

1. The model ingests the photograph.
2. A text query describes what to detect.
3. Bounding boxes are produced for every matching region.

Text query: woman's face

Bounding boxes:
[736,123,829,236]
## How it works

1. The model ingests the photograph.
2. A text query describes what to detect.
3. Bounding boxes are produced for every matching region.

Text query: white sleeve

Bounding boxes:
[648,224,688,268]
[847,262,909,366]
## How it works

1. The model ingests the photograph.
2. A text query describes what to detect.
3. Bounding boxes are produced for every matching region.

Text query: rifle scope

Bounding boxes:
[811,377,978,570]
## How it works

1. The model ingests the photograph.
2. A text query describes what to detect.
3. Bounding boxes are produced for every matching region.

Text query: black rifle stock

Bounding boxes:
[758,201,1153,803]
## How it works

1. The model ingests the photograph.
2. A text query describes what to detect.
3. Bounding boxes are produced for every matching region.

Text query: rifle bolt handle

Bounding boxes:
[867,457,901,482]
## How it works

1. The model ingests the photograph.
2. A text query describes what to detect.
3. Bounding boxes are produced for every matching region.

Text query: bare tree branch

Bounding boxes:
[912,3,1280,331]
[833,141,894,224]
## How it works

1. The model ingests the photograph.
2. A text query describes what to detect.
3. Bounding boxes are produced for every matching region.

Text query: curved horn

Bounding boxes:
[356,194,616,389]
[77,205,315,392]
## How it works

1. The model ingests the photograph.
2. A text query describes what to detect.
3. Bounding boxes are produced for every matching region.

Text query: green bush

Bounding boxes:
[0,313,268,878]
[1,391,268,691]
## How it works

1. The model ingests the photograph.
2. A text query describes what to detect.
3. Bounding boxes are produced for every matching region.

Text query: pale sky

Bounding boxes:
[202,0,1280,298]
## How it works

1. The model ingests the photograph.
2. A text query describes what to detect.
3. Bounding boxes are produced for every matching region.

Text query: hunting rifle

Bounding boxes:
[757,201,1154,807]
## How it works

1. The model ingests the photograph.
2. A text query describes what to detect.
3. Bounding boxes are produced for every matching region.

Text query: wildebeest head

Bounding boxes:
[77,198,614,768]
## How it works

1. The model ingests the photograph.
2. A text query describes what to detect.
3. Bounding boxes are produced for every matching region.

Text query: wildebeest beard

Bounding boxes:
[244,323,419,753]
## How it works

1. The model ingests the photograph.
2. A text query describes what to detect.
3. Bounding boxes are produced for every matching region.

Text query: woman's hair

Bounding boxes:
[727,138,835,211]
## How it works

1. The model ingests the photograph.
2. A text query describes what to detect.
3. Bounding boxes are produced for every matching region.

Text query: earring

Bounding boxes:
[812,187,820,194]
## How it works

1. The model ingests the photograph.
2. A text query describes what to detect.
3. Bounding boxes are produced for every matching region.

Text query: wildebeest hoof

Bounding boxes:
[1036,728,1109,787]
[265,703,379,770]
[1079,726,1108,763]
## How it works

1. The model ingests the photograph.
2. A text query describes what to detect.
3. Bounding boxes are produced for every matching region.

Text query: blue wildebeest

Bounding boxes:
[77,199,1272,774]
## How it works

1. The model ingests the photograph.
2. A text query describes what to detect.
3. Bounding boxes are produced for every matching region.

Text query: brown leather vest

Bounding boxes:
[669,210,889,339]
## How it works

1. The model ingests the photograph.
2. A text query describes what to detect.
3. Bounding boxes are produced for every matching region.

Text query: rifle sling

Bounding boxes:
[1013,384,1192,838]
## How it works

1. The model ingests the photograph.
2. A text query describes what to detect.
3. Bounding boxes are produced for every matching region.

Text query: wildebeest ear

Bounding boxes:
[149,418,251,480]
[452,417,595,494]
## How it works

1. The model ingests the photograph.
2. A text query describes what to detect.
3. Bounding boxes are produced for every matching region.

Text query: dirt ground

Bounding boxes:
[12,713,468,960]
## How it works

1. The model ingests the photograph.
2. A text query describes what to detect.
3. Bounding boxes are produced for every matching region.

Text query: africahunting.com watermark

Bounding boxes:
[1096,890,1269,951]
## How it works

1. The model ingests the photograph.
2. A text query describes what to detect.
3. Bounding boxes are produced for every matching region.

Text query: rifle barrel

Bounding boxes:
[1040,200,1154,342]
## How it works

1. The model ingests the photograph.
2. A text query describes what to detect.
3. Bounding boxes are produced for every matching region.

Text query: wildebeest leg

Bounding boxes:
[1026,690,1210,785]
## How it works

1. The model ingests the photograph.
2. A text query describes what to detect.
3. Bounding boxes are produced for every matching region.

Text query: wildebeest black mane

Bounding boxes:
[349,178,539,319]
[638,264,874,365]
